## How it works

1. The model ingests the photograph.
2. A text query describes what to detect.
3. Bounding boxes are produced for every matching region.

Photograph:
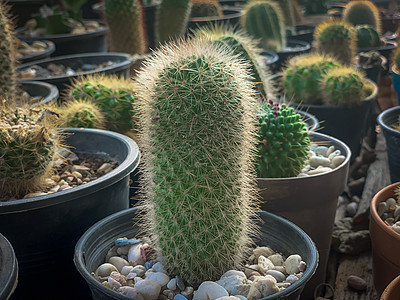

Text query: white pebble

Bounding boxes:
[128,243,145,265]
[118,287,144,300]
[131,265,147,277]
[315,146,329,157]
[253,247,274,259]
[108,277,122,289]
[326,146,335,157]
[134,279,162,300]
[378,202,387,216]
[108,256,129,273]
[307,166,332,175]
[285,274,299,284]
[309,156,331,168]
[95,263,118,277]
[117,245,131,256]
[332,155,346,168]
[299,261,307,272]
[284,255,302,274]
[193,281,229,300]
[217,275,247,295]
[181,286,194,298]
[392,222,400,234]
[266,270,286,282]
[258,256,274,273]
[220,270,247,280]
[149,272,170,287]
[121,265,134,276]
[387,198,397,207]
[152,262,165,272]
[167,278,177,290]
[268,254,284,266]
[247,277,280,300]
[216,297,240,300]
[328,150,341,160]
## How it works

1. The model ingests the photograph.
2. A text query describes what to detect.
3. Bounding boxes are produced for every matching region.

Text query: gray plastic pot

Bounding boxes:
[0,233,18,300]
[257,131,351,300]
[74,207,318,300]
[20,80,59,105]
[1,128,140,300]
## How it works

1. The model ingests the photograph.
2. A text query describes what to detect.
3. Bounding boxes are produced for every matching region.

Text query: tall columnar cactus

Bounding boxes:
[320,66,366,107]
[343,0,381,34]
[356,25,382,49]
[314,19,357,65]
[282,53,341,104]
[135,39,259,285]
[273,0,303,31]
[105,0,147,55]
[257,100,310,178]
[60,99,106,129]
[157,0,192,44]
[241,0,286,52]
[0,101,64,199]
[0,1,16,98]
[190,0,223,18]
[192,24,272,96]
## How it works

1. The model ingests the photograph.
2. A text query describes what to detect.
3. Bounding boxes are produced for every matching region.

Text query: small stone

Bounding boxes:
[257,256,274,273]
[307,166,333,175]
[233,295,247,300]
[272,265,286,273]
[167,278,177,290]
[71,165,90,175]
[220,270,247,280]
[216,297,240,300]
[299,261,307,272]
[152,262,165,272]
[110,271,127,285]
[149,272,170,287]
[174,294,188,300]
[95,263,118,277]
[284,255,302,274]
[285,274,299,284]
[117,245,131,256]
[118,287,144,300]
[326,146,335,157]
[332,155,346,168]
[108,277,121,289]
[377,202,387,216]
[72,171,82,179]
[315,146,329,157]
[346,202,358,217]
[135,279,162,300]
[247,277,279,300]
[115,237,141,246]
[176,276,186,291]
[98,162,113,174]
[121,265,134,276]
[392,222,400,234]
[266,270,285,282]
[127,272,138,280]
[347,275,367,291]
[81,64,95,71]
[145,260,154,270]
[181,287,194,298]
[128,244,145,265]
[23,192,47,199]
[108,256,129,272]
[244,265,261,277]
[217,275,247,295]
[309,156,331,168]
[387,198,397,207]
[394,207,400,218]
[267,254,284,266]
[131,265,147,277]
[141,245,156,261]
[328,150,341,160]
[253,247,274,259]
[193,281,229,300]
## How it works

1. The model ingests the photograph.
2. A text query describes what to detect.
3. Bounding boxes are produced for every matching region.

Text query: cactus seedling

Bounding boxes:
[135,38,259,285]
[190,0,223,18]
[59,99,106,129]
[343,0,381,34]
[314,19,357,65]
[257,100,310,178]
[356,25,382,49]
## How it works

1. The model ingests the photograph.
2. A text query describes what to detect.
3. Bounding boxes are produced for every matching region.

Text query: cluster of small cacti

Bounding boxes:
[314,19,356,65]
[59,99,106,129]
[189,0,223,18]
[241,0,286,52]
[104,0,147,55]
[256,100,310,178]
[135,38,259,285]
[356,25,382,49]
[0,100,64,199]
[343,0,381,34]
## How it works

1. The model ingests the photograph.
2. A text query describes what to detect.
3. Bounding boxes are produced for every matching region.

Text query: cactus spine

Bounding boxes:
[356,25,382,49]
[314,19,357,65]
[60,99,106,129]
[190,0,223,18]
[257,100,310,178]
[343,0,381,34]
[135,39,259,285]
[105,0,147,55]
[241,0,286,52]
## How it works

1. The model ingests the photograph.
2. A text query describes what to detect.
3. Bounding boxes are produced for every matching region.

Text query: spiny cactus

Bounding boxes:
[190,0,223,18]
[241,0,286,52]
[191,23,272,96]
[0,1,16,98]
[273,0,303,32]
[135,38,259,285]
[282,53,341,104]
[157,0,192,44]
[66,74,136,135]
[257,100,310,178]
[343,0,381,34]
[356,25,382,49]
[105,0,147,55]
[314,19,357,65]
[60,99,106,129]
[321,66,366,107]
[0,100,64,199]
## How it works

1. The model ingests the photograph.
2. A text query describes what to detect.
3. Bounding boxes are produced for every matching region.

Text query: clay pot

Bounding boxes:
[381,274,400,300]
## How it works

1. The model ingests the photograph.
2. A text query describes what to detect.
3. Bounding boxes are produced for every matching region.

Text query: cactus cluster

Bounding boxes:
[241,0,286,52]
[343,0,381,34]
[0,101,64,199]
[189,0,223,18]
[105,0,147,55]
[314,19,356,65]
[356,25,382,49]
[135,38,259,285]
[59,99,106,129]
[257,100,310,178]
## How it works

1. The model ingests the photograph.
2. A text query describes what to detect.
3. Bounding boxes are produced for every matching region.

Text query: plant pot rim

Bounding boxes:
[277,39,311,54]
[392,65,400,76]
[16,25,106,41]
[74,206,318,300]
[370,182,400,242]
[377,105,400,136]
[189,6,243,22]
[17,52,132,81]
[257,131,350,181]
[356,52,387,71]
[0,233,18,300]
[260,50,279,66]
[357,39,398,53]
[0,128,140,214]
[381,273,400,299]
[18,40,55,64]
[20,80,59,105]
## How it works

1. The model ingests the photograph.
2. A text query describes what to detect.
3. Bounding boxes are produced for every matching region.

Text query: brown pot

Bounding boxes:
[370,182,400,295]
[381,274,400,300]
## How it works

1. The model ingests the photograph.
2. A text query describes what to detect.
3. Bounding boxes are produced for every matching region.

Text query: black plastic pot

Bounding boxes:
[187,7,243,31]
[287,25,315,44]
[74,206,318,300]
[1,128,139,300]
[6,0,47,27]
[275,39,311,72]
[0,233,18,300]
[357,40,398,75]
[20,80,59,105]
[296,109,319,131]
[18,52,132,94]
[261,50,280,72]
[377,106,400,183]
[355,53,387,84]
[257,131,350,300]
[18,40,55,64]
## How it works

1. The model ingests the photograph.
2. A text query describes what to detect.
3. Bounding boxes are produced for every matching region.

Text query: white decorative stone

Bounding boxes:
[244,265,261,277]
[217,275,247,295]
[332,155,346,168]
[95,263,118,277]
[216,297,240,300]
[121,265,134,276]
[131,265,147,277]
[326,146,335,157]
[108,256,130,272]
[128,243,145,265]
[167,278,177,290]
[149,272,170,287]
[220,270,247,280]
[266,270,286,282]
[268,254,284,266]
[134,279,162,300]
[309,156,331,168]
[253,247,274,259]
[315,146,329,157]
[307,166,332,175]
[284,254,302,274]
[285,274,299,284]
[193,281,229,300]
[118,286,144,300]
[258,256,274,274]
[247,277,280,300]
[181,286,194,298]
[152,262,165,272]
[328,150,341,160]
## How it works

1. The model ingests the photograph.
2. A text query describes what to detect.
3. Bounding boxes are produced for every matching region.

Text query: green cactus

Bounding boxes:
[0,2,16,98]
[157,0,192,44]
[282,53,341,104]
[0,101,64,199]
[60,99,106,129]
[241,0,286,52]
[273,0,303,33]
[356,25,382,49]
[135,38,259,285]
[190,0,223,18]
[105,0,147,55]
[191,24,272,96]
[257,100,310,178]
[343,0,381,34]
[320,66,366,107]
[314,18,357,65]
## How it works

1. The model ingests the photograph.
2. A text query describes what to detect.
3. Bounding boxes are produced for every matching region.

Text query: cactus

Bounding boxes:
[282,53,341,104]
[241,0,286,52]
[157,0,192,44]
[105,0,147,55]
[273,0,303,32]
[356,25,382,49]
[0,1,16,98]
[314,18,357,65]
[320,66,366,107]
[190,0,223,18]
[60,99,106,129]
[257,100,310,178]
[191,24,272,96]
[0,100,64,199]
[135,38,259,285]
[343,0,381,34]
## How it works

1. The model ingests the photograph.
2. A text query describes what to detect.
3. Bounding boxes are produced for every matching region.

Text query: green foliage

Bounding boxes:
[60,99,106,129]
[190,0,223,17]
[356,25,382,49]
[135,39,259,286]
[257,100,310,178]
[343,0,381,34]
[241,0,286,52]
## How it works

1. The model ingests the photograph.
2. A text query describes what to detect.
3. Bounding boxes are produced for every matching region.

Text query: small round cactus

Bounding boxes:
[356,25,382,49]
[190,0,223,18]
[257,100,310,178]
[343,0,381,34]
[60,99,106,129]
[320,66,366,107]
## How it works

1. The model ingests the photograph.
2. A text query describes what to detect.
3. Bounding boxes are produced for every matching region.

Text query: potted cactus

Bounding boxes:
[391,47,400,105]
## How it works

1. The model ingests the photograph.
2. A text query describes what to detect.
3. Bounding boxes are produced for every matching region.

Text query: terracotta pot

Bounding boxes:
[381,274,400,300]
[370,182,400,295]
